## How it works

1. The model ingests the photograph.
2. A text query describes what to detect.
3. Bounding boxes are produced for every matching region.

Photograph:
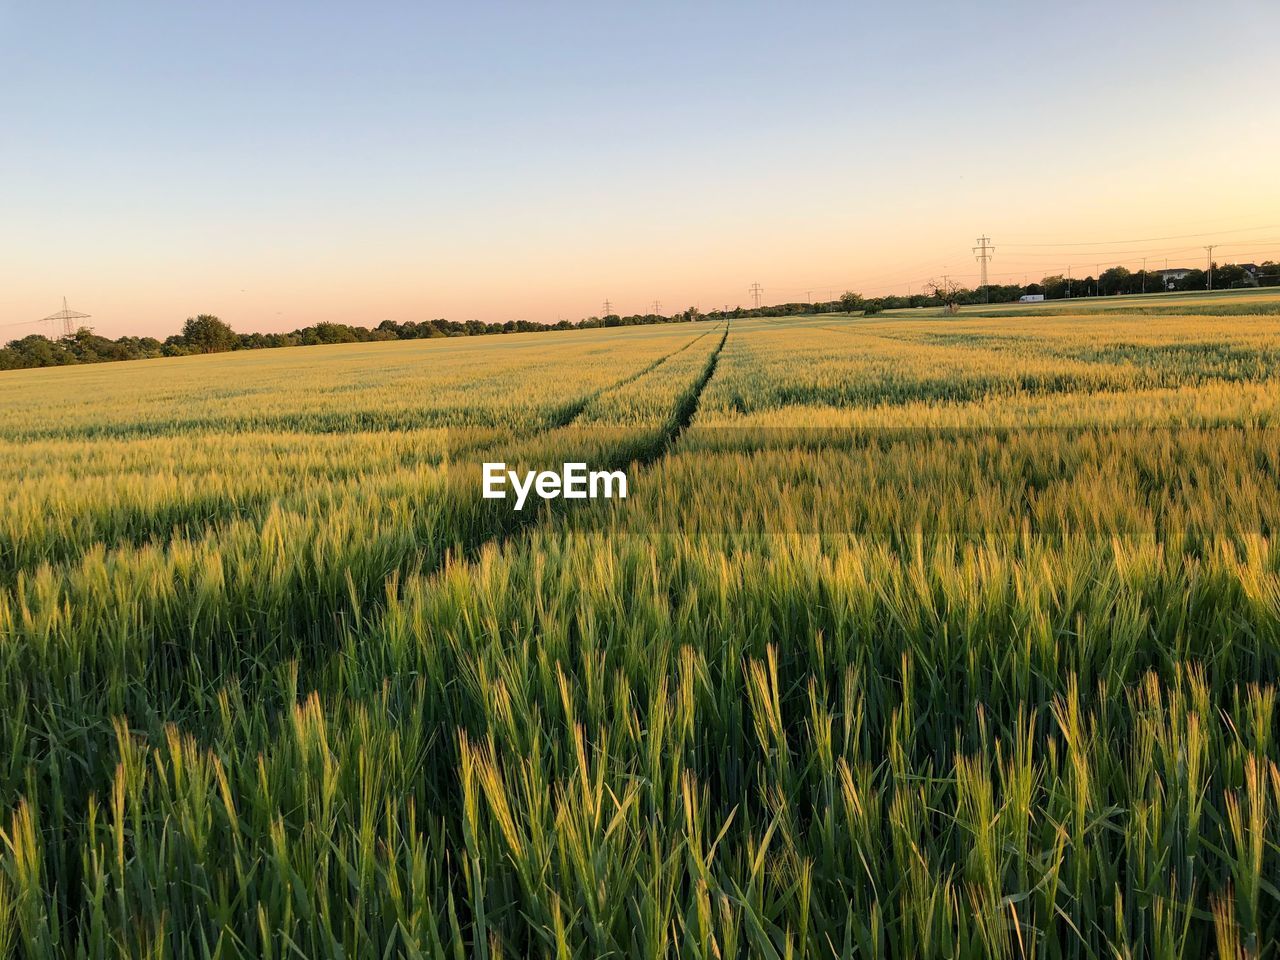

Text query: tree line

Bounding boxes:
[0,309,704,372]
[3,258,1276,371]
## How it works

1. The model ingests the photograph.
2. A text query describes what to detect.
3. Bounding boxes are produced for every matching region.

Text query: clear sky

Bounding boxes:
[2,1,1278,338]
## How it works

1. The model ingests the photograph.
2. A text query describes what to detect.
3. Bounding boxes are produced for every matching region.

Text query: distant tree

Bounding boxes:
[238,332,273,350]
[303,322,359,345]
[115,335,165,358]
[64,327,135,363]
[1172,269,1207,292]
[180,314,237,353]
[1099,266,1131,296]
[926,277,963,313]
[3,334,68,367]
[839,291,864,313]
[1040,275,1070,299]
[1213,263,1249,288]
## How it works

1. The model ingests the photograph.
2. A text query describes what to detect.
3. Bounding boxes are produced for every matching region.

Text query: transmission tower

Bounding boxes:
[651,299,662,316]
[602,298,613,317]
[41,297,91,338]
[749,282,763,309]
[972,236,994,302]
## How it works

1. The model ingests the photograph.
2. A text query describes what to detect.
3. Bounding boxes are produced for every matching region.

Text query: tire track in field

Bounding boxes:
[31,324,730,734]
[281,322,727,698]
[281,323,729,701]
[443,326,719,464]
[532,324,719,431]
[224,321,729,697]
[4,327,729,599]
[454,321,729,559]
[638,321,728,459]
[0,329,720,589]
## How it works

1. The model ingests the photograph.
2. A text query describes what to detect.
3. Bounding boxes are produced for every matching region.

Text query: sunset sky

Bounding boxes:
[2,1,1278,339]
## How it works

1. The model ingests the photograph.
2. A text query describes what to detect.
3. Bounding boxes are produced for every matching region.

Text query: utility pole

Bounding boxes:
[749,282,763,309]
[1142,257,1147,294]
[972,236,994,303]
[1205,245,1216,291]
[41,297,91,339]
[1097,263,1102,297]
[651,299,662,317]
[1067,266,1072,299]
[602,298,613,317]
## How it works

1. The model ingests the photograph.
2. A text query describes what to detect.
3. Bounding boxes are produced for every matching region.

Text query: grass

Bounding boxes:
[2,310,1280,956]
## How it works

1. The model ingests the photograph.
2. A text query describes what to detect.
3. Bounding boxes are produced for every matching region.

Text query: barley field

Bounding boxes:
[3,312,1280,958]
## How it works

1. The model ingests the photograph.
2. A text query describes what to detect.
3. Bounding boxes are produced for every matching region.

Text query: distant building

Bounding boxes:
[1228,263,1262,288]
[1018,294,1045,302]
[1158,267,1193,290]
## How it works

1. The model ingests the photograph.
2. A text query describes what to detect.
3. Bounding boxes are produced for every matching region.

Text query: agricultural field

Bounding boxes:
[3,310,1280,957]
[876,284,1280,319]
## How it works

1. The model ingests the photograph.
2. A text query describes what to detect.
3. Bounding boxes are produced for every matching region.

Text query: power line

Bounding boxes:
[990,238,1280,262]
[1002,223,1280,248]
[991,247,1280,279]
[972,236,994,302]
[41,297,91,338]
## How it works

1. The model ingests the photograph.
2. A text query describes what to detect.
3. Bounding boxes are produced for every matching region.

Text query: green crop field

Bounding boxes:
[3,311,1280,958]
